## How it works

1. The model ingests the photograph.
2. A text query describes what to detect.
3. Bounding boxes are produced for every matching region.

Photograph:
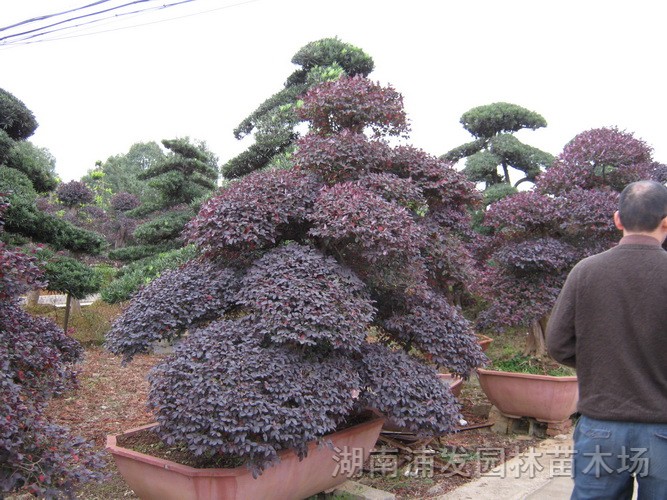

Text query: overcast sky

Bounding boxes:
[2,0,666,182]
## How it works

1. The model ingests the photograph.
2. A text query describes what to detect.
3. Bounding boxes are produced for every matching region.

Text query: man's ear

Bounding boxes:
[613,211,624,231]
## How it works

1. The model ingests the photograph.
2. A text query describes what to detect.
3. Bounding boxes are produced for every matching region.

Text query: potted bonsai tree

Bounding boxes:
[105,74,486,499]
[472,127,666,429]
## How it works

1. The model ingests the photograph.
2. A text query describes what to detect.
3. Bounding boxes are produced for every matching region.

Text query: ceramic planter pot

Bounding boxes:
[476,368,578,423]
[476,334,493,352]
[438,373,464,398]
[107,416,384,500]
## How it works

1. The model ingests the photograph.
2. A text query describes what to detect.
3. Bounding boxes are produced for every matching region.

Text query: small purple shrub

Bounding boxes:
[110,192,140,212]
[55,181,94,208]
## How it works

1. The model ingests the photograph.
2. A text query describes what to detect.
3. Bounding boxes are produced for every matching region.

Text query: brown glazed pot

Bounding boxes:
[476,368,578,423]
[107,416,384,500]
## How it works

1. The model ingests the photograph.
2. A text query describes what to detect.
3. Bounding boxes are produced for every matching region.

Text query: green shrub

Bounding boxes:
[108,242,178,262]
[101,245,197,303]
[133,209,194,245]
[4,200,105,253]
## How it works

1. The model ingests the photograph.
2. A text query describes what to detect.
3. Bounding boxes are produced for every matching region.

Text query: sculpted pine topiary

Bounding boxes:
[443,102,555,209]
[223,37,376,179]
[107,75,486,475]
[474,127,667,354]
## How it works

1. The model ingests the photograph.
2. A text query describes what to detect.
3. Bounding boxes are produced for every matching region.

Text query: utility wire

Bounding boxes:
[1,0,261,48]
[0,0,162,43]
[2,0,197,45]
[0,0,114,32]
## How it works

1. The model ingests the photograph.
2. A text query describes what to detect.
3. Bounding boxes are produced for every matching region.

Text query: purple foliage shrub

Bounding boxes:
[297,75,408,137]
[110,192,140,212]
[106,259,240,362]
[148,318,362,474]
[184,169,320,258]
[0,196,104,497]
[539,127,661,193]
[295,131,392,184]
[238,244,375,351]
[475,127,666,332]
[55,181,94,208]
[109,76,486,473]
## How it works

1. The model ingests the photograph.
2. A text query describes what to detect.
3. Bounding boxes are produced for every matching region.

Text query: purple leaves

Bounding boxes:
[106,259,240,362]
[109,72,485,474]
[1,196,103,496]
[148,319,362,470]
[185,169,320,257]
[238,243,375,351]
[539,127,663,194]
[55,181,94,208]
[298,75,409,137]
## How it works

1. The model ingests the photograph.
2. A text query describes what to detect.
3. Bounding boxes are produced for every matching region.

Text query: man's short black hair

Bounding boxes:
[618,180,667,232]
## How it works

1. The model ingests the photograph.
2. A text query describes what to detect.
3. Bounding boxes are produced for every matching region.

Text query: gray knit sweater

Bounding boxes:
[546,235,667,423]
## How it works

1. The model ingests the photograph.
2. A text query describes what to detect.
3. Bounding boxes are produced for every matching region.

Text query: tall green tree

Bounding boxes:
[108,137,218,263]
[82,141,165,206]
[443,102,555,203]
[223,37,375,179]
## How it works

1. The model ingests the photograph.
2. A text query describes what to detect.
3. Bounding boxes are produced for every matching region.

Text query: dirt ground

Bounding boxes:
[10,345,543,500]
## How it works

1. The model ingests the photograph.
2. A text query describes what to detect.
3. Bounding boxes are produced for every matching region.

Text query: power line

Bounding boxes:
[0,0,261,48]
[0,0,115,32]
[0,1,161,43]
[1,0,198,46]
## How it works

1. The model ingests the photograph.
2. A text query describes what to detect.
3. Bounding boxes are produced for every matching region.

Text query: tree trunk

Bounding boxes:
[26,289,40,307]
[70,297,82,316]
[524,316,549,356]
[501,162,511,184]
[63,294,72,332]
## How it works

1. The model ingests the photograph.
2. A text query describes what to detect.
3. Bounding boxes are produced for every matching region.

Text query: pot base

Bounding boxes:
[107,417,384,500]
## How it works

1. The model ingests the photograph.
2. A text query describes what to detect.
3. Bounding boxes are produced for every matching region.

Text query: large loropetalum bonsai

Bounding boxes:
[474,127,666,354]
[0,196,103,497]
[107,75,485,474]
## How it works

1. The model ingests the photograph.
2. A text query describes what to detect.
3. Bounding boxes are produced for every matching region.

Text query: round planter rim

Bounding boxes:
[106,416,385,478]
[476,367,577,382]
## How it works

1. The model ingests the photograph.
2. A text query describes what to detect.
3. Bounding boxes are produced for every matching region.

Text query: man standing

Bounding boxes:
[547,180,667,499]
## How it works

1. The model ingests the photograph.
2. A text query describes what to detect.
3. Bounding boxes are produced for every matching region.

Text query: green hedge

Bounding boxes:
[101,245,197,303]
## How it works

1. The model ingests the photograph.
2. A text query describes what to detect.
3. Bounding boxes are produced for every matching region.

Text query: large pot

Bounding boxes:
[476,368,578,423]
[107,416,383,500]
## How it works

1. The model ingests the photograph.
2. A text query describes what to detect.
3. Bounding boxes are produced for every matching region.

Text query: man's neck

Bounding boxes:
[622,231,663,245]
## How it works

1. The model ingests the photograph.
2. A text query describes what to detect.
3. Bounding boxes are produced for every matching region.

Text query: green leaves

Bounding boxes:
[0,88,38,141]
[460,102,547,138]
[43,255,102,299]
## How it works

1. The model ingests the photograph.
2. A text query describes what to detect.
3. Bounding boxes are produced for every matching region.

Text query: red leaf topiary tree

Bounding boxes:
[474,127,667,354]
[107,75,486,474]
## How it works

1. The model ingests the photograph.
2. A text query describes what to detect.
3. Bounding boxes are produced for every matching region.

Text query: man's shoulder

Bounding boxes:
[573,242,667,274]
[573,247,617,269]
